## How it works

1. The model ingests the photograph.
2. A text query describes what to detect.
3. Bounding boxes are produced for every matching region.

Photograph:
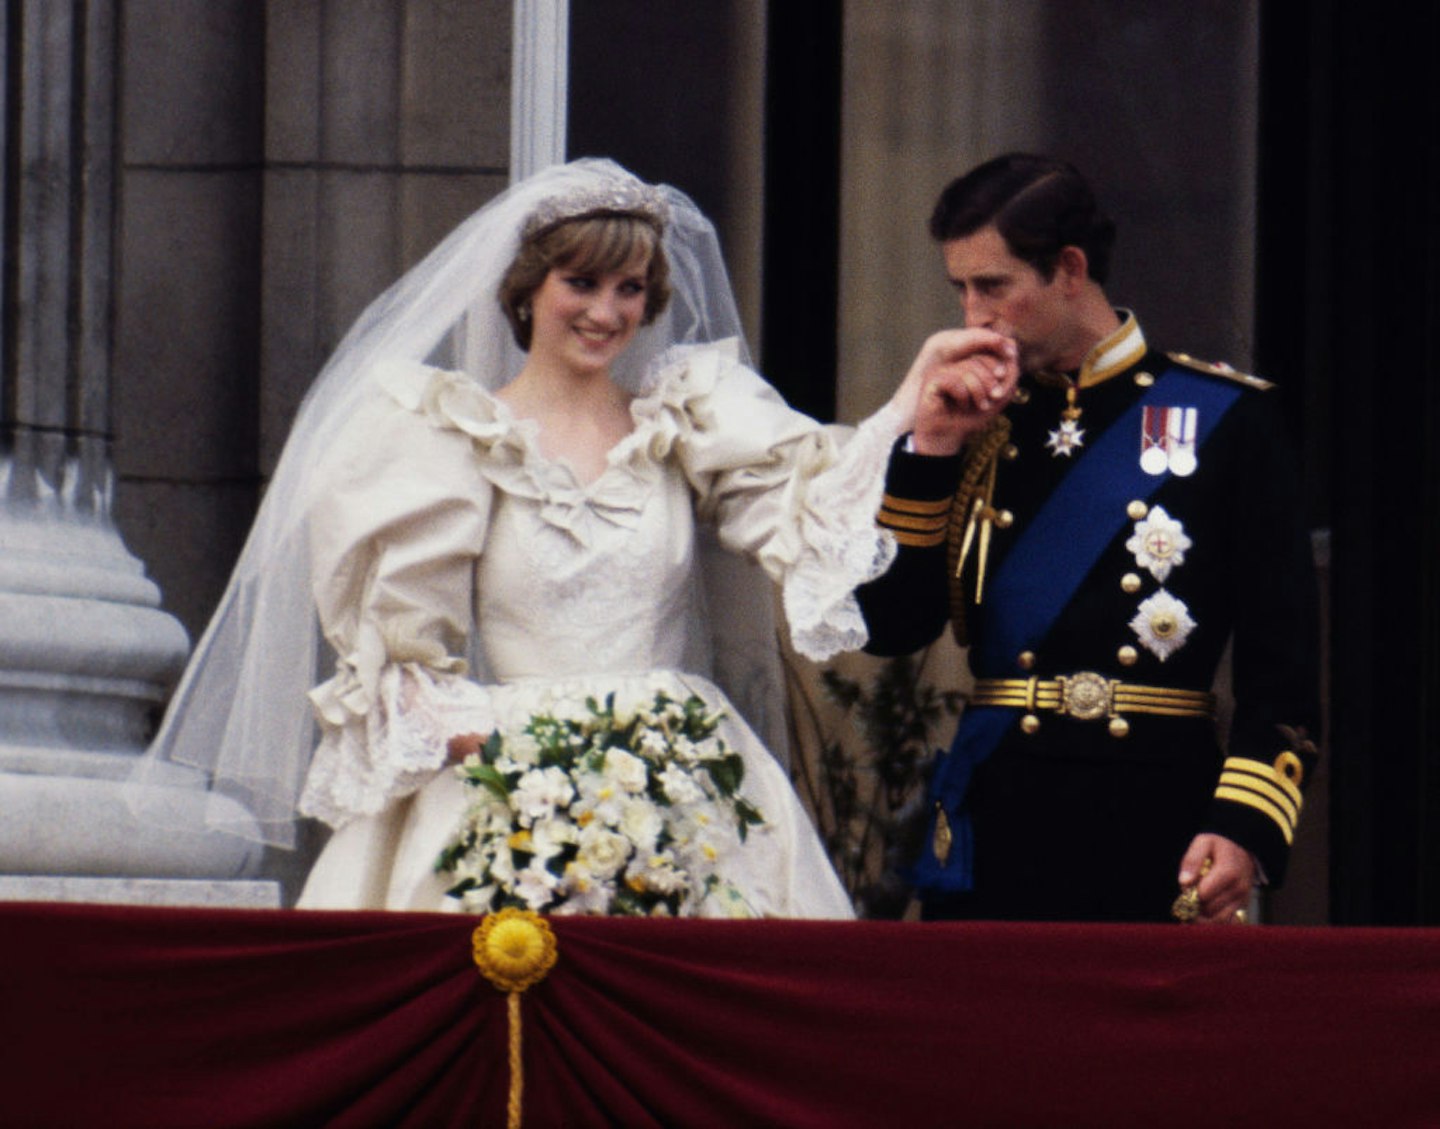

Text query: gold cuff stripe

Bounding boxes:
[878,510,949,533]
[1218,770,1300,825]
[1215,785,1295,845]
[882,493,953,516]
[1222,756,1303,807]
[887,527,947,548]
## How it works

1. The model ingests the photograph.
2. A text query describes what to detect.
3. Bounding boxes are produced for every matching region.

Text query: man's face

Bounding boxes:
[942,225,1074,373]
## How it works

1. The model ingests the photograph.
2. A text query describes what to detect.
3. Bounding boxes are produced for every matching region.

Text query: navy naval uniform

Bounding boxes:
[856,314,1321,922]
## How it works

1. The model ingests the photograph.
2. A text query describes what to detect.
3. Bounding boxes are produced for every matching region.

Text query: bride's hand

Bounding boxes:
[447,731,488,763]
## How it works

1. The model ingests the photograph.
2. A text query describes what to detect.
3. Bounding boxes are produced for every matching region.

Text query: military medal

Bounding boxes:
[1168,406,1199,477]
[1129,589,1197,662]
[1140,406,1169,475]
[1046,413,1085,457]
[1126,505,1191,583]
[1140,406,1199,476]
[1046,382,1085,457]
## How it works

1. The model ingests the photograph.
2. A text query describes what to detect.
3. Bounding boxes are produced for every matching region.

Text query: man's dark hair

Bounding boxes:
[929,153,1117,284]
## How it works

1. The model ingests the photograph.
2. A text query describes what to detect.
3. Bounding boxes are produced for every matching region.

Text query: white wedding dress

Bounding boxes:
[296,341,900,918]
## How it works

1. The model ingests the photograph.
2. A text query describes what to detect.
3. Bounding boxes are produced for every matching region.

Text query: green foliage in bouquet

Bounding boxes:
[438,691,764,917]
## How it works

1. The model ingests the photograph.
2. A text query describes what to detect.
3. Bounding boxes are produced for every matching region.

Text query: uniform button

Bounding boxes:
[1002,444,1020,461]
[994,509,1014,529]
[1127,500,1148,520]
[1109,717,1131,738]
[1013,387,1031,405]
[1134,371,1155,388]
[1121,573,1143,594]
[1020,714,1041,735]
[1017,651,1036,671]
[1117,645,1139,667]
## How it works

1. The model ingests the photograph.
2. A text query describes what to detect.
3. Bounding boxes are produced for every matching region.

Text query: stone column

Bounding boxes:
[0,1,266,903]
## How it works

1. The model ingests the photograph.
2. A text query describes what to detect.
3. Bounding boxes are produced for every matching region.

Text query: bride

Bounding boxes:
[135,159,1014,918]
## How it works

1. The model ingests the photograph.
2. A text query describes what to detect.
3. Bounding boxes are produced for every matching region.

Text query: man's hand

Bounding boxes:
[1177,833,1255,923]
[892,328,1019,456]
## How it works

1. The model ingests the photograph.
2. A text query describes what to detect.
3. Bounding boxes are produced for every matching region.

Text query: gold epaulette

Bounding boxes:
[1166,351,1274,391]
[945,416,1013,646]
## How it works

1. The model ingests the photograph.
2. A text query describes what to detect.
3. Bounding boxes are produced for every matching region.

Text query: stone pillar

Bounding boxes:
[0,1,266,903]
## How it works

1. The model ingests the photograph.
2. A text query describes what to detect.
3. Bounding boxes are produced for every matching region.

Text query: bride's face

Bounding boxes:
[528,252,651,377]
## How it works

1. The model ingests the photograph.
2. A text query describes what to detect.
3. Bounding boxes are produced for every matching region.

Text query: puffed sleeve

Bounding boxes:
[298,360,498,828]
[636,341,907,661]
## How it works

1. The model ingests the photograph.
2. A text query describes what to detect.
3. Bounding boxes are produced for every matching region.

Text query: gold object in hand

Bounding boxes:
[1170,857,1213,924]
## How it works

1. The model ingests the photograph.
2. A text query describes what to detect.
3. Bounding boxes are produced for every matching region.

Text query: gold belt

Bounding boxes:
[970,673,1215,723]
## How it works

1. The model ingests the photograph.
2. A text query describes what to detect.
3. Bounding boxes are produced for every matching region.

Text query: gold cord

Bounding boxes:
[946,416,1013,643]
[472,909,560,1129]
[507,992,524,1129]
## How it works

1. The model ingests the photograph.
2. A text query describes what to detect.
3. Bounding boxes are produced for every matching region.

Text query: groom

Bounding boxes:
[858,153,1320,924]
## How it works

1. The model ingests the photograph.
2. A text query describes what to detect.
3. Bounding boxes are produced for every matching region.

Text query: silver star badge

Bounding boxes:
[1125,505,1192,583]
[1129,589,1197,661]
[1045,419,1085,457]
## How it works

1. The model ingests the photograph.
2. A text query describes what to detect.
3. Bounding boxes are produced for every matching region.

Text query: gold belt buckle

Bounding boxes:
[1057,672,1115,721]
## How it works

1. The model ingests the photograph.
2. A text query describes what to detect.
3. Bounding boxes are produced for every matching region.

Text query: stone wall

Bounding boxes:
[113,0,513,647]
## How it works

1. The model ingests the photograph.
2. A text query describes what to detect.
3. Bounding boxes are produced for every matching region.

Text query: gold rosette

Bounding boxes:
[472,909,559,1129]
[473,907,559,992]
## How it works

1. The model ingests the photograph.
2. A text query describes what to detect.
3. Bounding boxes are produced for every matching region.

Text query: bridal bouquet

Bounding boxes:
[437,690,765,917]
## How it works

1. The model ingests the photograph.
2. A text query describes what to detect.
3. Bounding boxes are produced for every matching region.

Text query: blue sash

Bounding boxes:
[915,366,1244,892]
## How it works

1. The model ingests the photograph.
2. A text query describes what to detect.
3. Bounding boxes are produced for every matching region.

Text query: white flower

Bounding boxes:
[619,798,664,853]
[552,871,610,915]
[658,763,704,805]
[505,731,543,766]
[458,884,497,913]
[513,861,560,910]
[528,816,577,862]
[573,775,626,828]
[576,824,632,880]
[512,766,575,824]
[635,852,688,895]
[603,748,650,793]
[636,728,670,760]
[680,734,722,766]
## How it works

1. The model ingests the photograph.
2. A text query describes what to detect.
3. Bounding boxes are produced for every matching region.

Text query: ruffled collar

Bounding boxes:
[372,339,743,545]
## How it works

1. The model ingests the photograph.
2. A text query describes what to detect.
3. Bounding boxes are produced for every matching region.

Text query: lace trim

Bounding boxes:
[300,662,494,829]
[784,401,904,661]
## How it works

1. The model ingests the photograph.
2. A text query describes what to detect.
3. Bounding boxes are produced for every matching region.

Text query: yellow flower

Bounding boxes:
[507,829,533,851]
[472,908,558,993]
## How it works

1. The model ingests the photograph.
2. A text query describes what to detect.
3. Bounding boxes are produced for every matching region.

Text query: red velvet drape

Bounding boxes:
[5,902,1438,1127]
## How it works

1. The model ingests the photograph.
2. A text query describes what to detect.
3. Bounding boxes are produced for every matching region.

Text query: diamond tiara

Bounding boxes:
[521,177,670,241]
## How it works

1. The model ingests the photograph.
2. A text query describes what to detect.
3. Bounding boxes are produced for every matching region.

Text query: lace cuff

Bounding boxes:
[784,400,904,661]
[300,662,494,829]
